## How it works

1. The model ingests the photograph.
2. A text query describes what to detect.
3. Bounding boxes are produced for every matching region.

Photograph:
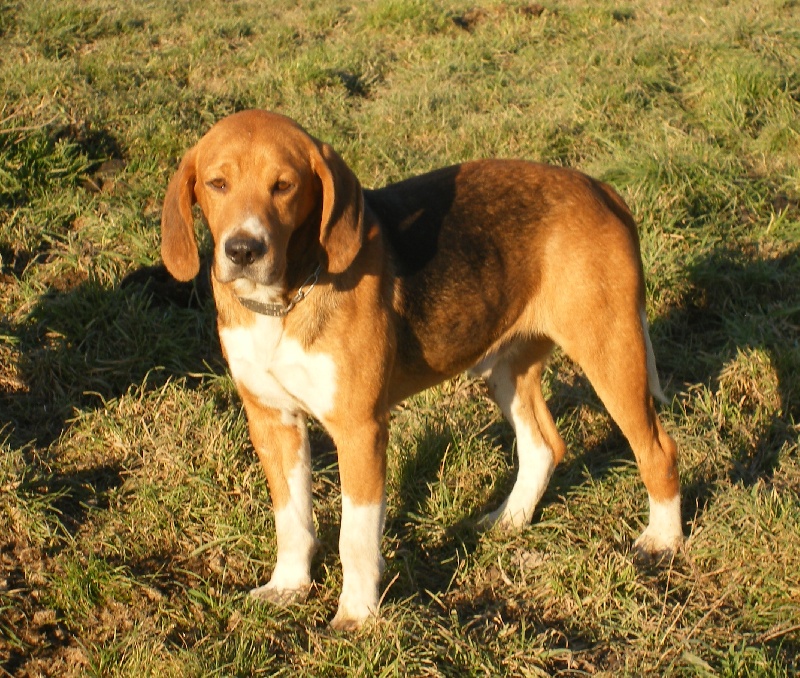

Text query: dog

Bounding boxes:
[160,109,682,630]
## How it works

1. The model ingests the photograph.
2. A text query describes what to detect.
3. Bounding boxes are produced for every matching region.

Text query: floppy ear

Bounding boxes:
[161,147,200,282]
[312,141,364,274]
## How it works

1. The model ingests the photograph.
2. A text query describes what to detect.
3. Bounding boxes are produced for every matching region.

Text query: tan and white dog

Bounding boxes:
[161,110,682,630]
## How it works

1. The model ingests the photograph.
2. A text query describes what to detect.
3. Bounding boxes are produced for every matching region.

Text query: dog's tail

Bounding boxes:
[640,309,667,404]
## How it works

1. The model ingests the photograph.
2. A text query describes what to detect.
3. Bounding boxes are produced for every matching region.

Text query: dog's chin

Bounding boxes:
[229,273,286,305]
[215,261,286,301]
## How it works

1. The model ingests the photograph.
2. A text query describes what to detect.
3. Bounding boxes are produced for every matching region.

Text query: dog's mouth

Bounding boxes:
[228,275,286,306]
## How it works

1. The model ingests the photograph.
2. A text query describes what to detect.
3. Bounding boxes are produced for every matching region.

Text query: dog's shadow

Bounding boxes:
[652,244,799,513]
[0,261,220,539]
[3,266,217,438]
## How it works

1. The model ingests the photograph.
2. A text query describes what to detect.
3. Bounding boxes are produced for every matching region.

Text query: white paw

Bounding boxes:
[633,526,684,562]
[479,501,530,531]
[634,494,683,562]
[330,595,377,631]
[249,581,310,606]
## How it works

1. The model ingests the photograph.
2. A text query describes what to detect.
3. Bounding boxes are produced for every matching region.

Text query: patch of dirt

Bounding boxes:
[0,336,26,395]
[0,240,89,293]
[452,3,547,31]
[80,158,128,195]
[43,268,89,293]
[772,192,799,217]
[0,541,86,678]
[0,534,210,676]
[0,244,50,280]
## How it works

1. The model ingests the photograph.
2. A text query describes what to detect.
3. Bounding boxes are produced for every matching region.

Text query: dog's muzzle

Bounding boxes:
[225,235,267,268]
[216,232,281,285]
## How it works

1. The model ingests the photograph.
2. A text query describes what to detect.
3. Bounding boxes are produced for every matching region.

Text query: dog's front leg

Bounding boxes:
[241,395,319,604]
[328,418,388,631]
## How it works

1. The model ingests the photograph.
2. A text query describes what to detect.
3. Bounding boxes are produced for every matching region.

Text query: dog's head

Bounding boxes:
[161,110,364,296]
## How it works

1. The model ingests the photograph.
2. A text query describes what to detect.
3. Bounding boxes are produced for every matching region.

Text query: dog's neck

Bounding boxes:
[236,263,322,317]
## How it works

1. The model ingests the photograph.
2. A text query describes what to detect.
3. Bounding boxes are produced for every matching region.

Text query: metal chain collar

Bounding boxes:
[236,264,322,317]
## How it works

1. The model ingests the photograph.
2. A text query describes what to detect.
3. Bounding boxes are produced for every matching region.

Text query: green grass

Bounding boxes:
[1,0,799,675]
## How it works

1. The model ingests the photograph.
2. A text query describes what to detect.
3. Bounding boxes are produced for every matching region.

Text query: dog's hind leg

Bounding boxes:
[475,340,567,529]
[552,304,683,559]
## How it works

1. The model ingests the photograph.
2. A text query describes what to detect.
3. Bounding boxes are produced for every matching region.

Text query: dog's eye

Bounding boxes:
[273,180,294,194]
[207,178,227,192]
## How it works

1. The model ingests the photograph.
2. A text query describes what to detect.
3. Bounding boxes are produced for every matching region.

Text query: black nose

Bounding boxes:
[225,236,267,267]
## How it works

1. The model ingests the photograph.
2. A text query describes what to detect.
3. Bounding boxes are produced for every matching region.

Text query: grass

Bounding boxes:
[1,0,799,675]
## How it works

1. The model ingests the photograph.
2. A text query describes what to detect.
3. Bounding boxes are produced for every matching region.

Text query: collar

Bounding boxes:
[236,264,322,317]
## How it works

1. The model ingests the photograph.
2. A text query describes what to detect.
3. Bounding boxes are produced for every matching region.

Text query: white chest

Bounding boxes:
[219,317,338,420]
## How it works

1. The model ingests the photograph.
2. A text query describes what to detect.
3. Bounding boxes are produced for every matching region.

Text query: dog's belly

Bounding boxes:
[219,317,338,419]
[386,278,530,404]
